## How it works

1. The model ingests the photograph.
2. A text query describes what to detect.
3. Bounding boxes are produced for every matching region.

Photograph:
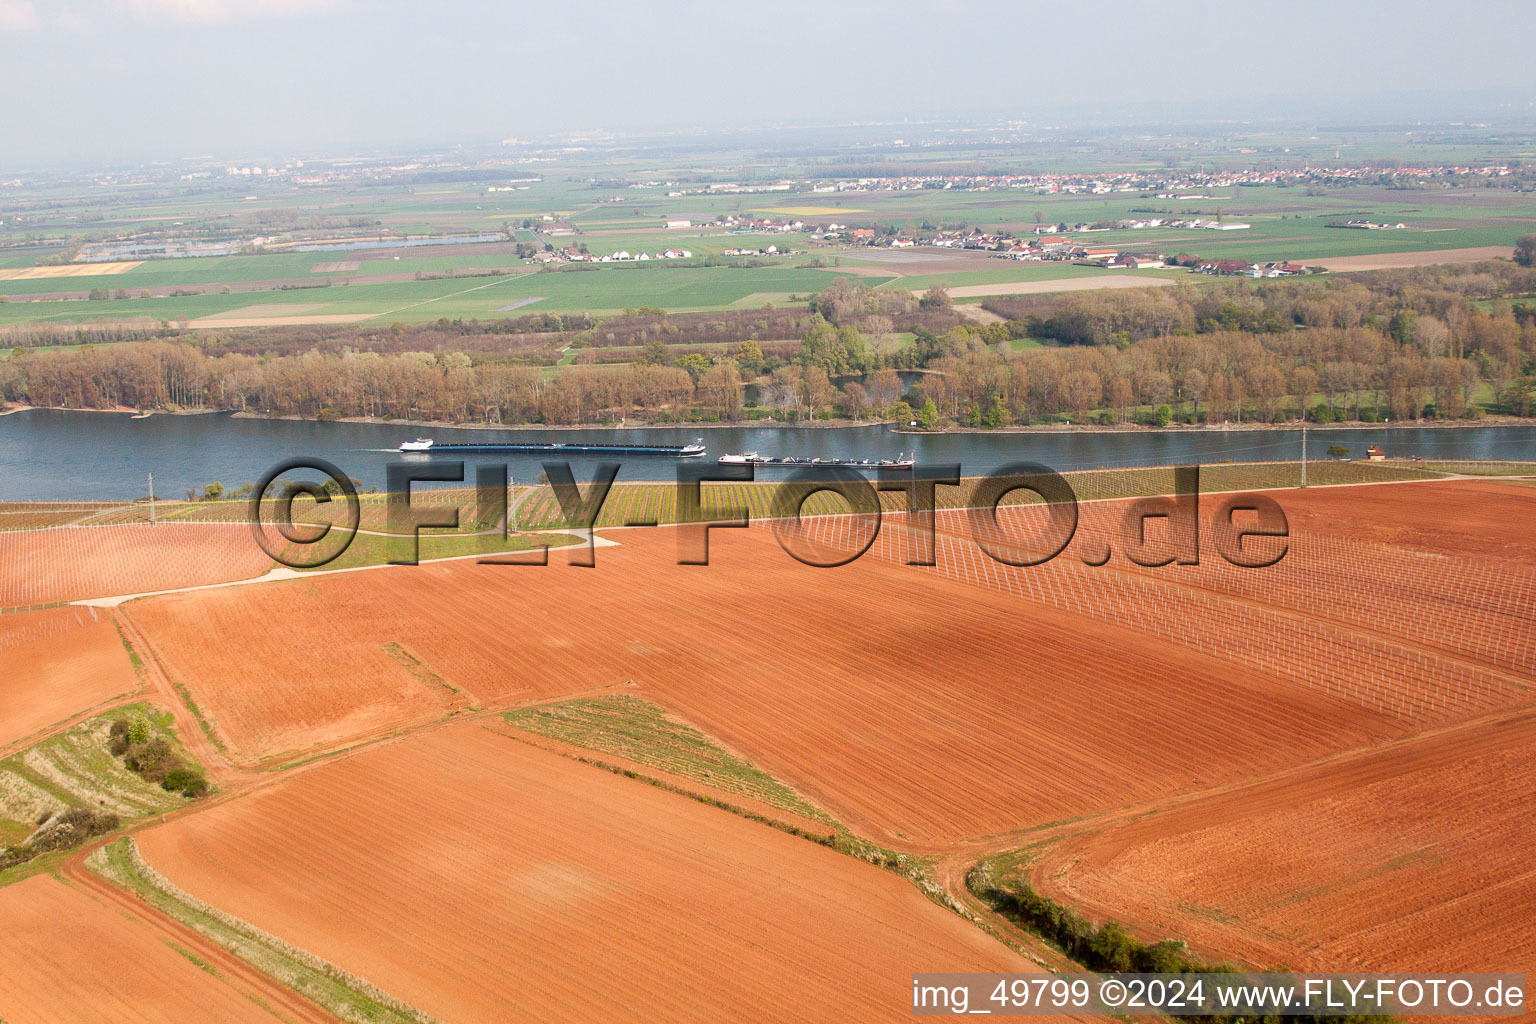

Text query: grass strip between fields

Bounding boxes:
[966,850,1396,1024]
[495,697,958,909]
[87,838,441,1024]
[0,704,201,888]
[502,695,830,823]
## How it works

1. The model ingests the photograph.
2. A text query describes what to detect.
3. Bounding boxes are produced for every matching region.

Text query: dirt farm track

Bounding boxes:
[0,474,1531,1021]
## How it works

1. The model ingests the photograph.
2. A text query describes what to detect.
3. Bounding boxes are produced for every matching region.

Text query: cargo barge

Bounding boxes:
[399,438,706,457]
[717,451,914,468]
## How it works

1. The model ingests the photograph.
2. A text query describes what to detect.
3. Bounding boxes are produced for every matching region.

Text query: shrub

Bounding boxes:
[124,736,172,776]
[111,715,208,799]
[108,717,131,755]
[972,871,1382,1024]
[0,808,120,869]
[163,765,208,798]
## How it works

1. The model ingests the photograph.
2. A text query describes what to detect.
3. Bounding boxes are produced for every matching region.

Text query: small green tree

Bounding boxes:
[1154,405,1173,427]
[675,353,711,382]
[1515,233,1536,268]
[889,400,915,425]
[1327,444,1350,459]
[984,395,1011,429]
[732,339,764,376]
[127,715,151,746]
[1089,921,1137,973]
[202,481,225,502]
[163,765,208,797]
[917,398,940,430]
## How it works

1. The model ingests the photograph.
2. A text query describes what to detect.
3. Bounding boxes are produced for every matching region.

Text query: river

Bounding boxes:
[1,409,1532,501]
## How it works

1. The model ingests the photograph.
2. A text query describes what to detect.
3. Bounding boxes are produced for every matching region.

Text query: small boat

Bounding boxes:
[399,438,434,452]
[717,451,915,469]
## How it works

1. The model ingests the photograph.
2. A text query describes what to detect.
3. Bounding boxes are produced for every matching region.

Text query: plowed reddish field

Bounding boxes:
[1030,708,1536,976]
[137,722,1051,1024]
[0,875,288,1023]
[0,607,138,750]
[127,516,1403,841]
[0,523,272,605]
[1266,477,1536,559]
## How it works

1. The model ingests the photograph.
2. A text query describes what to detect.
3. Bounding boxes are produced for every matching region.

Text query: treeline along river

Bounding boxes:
[1,410,1532,501]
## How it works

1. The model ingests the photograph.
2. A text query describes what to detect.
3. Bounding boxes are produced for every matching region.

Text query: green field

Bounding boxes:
[0,264,877,324]
[0,130,1530,328]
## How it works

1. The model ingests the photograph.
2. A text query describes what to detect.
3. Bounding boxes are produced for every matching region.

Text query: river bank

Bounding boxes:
[7,400,1532,435]
[225,409,1536,436]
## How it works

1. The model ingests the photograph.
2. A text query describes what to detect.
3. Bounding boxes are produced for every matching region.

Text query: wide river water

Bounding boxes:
[1,409,1533,501]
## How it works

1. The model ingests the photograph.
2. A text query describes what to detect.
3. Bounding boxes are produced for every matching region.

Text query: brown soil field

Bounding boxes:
[1306,245,1513,272]
[0,523,273,605]
[933,276,1177,298]
[357,240,524,260]
[0,874,290,1023]
[0,607,138,751]
[124,575,450,762]
[916,479,1536,690]
[1029,708,1536,976]
[204,302,323,317]
[0,261,142,280]
[137,722,1049,1024]
[1263,478,1536,560]
[850,247,1026,275]
[187,312,375,328]
[126,513,1404,840]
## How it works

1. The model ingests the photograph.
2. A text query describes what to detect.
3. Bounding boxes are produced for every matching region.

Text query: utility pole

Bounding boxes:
[507,470,517,534]
[148,473,156,522]
[1300,424,1308,489]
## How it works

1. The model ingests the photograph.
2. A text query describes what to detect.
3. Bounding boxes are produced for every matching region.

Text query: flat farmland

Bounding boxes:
[938,275,1178,298]
[919,479,1536,690]
[135,722,1048,1024]
[0,261,142,280]
[124,575,451,763]
[1027,708,1536,975]
[1264,477,1536,560]
[126,515,1404,839]
[1304,245,1516,272]
[0,875,291,1023]
[0,607,138,751]
[0,263,875,324]
[0,523,272,605]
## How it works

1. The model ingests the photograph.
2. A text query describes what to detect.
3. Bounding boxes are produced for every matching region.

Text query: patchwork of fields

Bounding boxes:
[0,470,1531,1022]
[0,172,1529,324]
[137,723,1045,1023]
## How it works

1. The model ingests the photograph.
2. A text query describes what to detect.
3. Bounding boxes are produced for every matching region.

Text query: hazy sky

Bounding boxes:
[2,0,1533,166]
